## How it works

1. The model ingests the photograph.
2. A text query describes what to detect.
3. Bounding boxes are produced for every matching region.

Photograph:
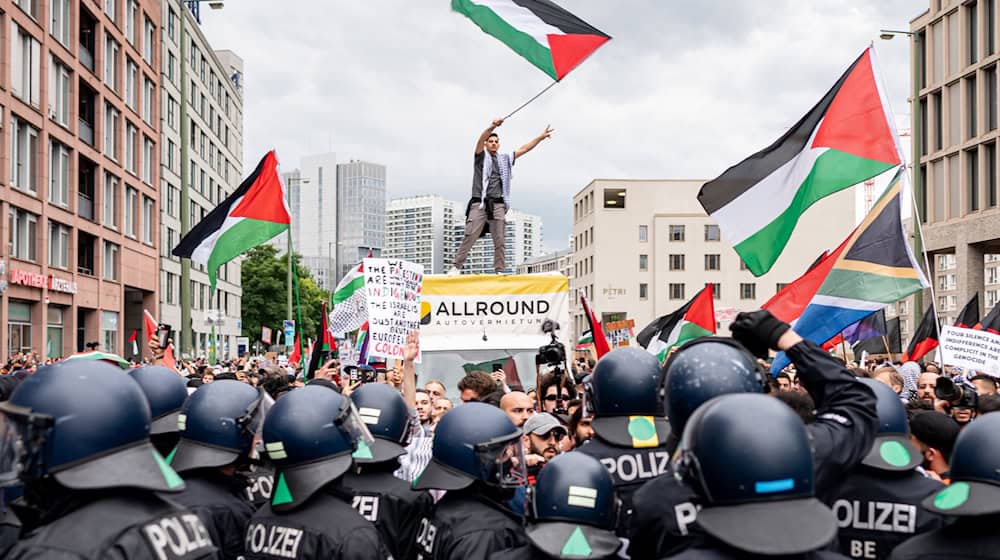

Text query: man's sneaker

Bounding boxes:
[447,267,461,276]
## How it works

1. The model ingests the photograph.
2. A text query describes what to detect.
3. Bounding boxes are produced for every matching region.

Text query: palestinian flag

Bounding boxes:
[954,292,980,328]
[328,262,367,335]
[306,302,339,379]
[977,301,1000,333]
[903,305,939,363]
[172,151,290,290]
[637,285,716,362]
[452,0,611,81]
[698,47,901,276]
[579,289,611,358]
[575,330,593,350]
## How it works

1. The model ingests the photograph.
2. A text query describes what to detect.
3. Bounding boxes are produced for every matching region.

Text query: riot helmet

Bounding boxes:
[922,412,1000,516]
[856,377,922,471]
[129,365,188,456]
[349,383,414,463]
[586,347,669,448]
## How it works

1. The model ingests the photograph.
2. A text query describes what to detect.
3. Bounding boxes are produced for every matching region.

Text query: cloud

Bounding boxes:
[201,0,919,251]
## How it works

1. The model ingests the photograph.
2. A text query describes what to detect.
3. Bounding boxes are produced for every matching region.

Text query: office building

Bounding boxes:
[335,160,386,279]
[460,208,543,275]
[384,195,459,274]
[159,1,244,360]
[1,0,163,361]
[570,179,856,343]
[517,248,573,277]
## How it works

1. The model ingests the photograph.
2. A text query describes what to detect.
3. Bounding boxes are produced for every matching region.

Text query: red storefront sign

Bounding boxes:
[8,269,78,294]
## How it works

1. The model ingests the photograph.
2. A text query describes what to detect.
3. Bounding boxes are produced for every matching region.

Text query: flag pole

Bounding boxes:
[882,335,892,358]
[504,81,558,120]
[840,338,848,363]
[292,256,305,366]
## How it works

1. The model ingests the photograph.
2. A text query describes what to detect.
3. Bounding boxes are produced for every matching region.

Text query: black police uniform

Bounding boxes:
[244,466,276,509]
[630,339,878,560]
[665,540,850,559]
[7,492,218,559]
[888,514,1000,559]
[575,436,671,530]
[245,486,387,559]
[170,470,256,560]
[415,491,528,559]
[341,464,433,560]
[0,505,20,557]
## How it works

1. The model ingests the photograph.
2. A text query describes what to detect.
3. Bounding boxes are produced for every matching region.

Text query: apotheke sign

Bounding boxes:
[9,268,78,294]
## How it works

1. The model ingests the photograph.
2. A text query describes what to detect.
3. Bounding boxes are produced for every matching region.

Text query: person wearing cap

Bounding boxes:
[523,413,567,481]
[246,385,389,559]
[1,361,219,559]
[168,380,270,560]
[888,412,1000,559]
[342,383,434,560]
[412,402,529,558]
[630,310,878,559]
[490,453,623,560]
[830,378,945,560]
[908,411,960,483]
[668,393,850,559]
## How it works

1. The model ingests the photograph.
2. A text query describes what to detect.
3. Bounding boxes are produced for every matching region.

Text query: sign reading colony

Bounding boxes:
[364,258,424,363]
[939,326,1000,376]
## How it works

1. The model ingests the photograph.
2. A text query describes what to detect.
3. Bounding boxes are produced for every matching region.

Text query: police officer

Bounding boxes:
[129,365,189,457]
[831,378,944,560]
[168,380,269,559]
[343,382,434,560]
[412,401,529,558]
[491,452,623,559]
[889,412,1000,559]
[0,361,218,559]
[574,347,672,538]
[668,393,849,559]
[246,384,389,558]
[630,310,878,559]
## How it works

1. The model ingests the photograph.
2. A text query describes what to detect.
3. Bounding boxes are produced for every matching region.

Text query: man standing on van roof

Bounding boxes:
[448,117,553,276]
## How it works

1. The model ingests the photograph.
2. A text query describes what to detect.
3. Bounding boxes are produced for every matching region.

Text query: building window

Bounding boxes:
[103,0,116,21]
[968,0,979,65]
[669,254,685,271]
[8,301,33,357]
[104,33,118,91]
[101,311,118,354]
[669,283,685,300]
[142,76,154,124]
[932,91,943,151]
[48,220,70,269]
[126,0,138,45]
[48,140,70,207]
[103,241,119,281]
[125,59,138,110]
[142,136,154,184]
[125,123,137,174]
[167,8,177,41]
[50,0,71,45]
[939,254,956,270]
[710,283,721,299]
[948,82,960,147]
[704,254,721,271]
[48,54,71,126]
[142,196,154,244]
[165,272,176,304]
[603,188,625,208]
[639,283,648,300]
[8,207,38,261]
[704,224,721,241]
[967,75,977,139]
[11,116,39,194]
[11,22,42,107]
[167,52,176,83]
[988,142,997,207]
[776,283,789,293]
[103,173,119,229]
[989,66,998,132]
[46,306,64,359]
[639,254,648,271]
[167,95,177,129]
[124,187,137,237]
[143,18,155,64]
[739,283,756,300]
[740,259,749,271]
[166,184,176,217]
[104,104,119,160]
[969,148,980,212]
[669,225,685,241]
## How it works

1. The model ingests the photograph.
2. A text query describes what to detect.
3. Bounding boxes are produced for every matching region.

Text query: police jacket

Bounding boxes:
[489,543,619,560]
[244,485,388,560]
[414,489,528,559]
[0,505,21,558]
[831,467,945,560]
[340,463,434,560]
[244,466,275,509]
[630,339,879,560]
[887,514,1000,559]
[664,541,850,559]
[575,436,672,537]
[6,492,219,559]
[169,469,256,560]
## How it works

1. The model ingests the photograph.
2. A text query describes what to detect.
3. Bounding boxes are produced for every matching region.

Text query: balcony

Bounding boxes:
[79,45,94,72]
[79,7,97,74]
[78,118,94,146]
[78,193,94,221]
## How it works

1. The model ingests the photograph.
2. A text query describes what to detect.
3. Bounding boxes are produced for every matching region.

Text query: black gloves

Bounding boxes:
[729,310,791,359]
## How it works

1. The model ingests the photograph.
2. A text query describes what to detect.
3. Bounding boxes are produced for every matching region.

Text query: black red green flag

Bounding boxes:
[954,293,980,329]
[903,305,939,362]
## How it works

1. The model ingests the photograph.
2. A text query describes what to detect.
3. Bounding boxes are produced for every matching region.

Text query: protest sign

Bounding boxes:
[939,326,1000,375]
[604,319,635,348]
[364,258,424,362]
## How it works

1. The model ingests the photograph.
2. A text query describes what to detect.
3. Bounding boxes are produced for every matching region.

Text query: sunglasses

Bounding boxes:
[538,430,566,441]
[544,394,570,402]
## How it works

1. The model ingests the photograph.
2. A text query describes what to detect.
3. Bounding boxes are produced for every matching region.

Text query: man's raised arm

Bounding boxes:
[514,125,554,159]
[475,118,504,154]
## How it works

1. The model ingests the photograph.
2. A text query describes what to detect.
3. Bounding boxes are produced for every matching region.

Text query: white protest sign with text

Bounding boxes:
[364,258,423,363]
[938,326,1000,375]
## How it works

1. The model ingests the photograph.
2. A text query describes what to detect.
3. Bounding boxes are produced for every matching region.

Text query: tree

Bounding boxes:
[241,245,329,345]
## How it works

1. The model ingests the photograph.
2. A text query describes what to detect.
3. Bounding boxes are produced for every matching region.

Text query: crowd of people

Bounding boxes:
[0,310,998,558]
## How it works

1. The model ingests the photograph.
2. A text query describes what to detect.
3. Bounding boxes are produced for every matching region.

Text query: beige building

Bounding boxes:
[517,248,573,278]
[569,179,855,342]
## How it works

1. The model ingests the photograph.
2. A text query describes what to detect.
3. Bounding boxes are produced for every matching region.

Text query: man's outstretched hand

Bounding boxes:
[538,125,554,140]
[729,310,791,359]
[491,117,504,128]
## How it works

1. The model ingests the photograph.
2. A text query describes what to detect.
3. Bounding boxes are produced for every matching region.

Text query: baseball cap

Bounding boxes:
[524,413,567,436]
[922,412,1000,516]
[909,411,960,460]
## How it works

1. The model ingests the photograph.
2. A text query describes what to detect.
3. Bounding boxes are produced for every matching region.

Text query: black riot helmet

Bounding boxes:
[526,452,622,559]
[586,347,669,448]
[129,365,188,456]
[856,377,922,471]
[674,393,836,556]
[413,402,525,491]
[0,361,184,492]
[662,337,764,437]
[168,380,271,473]
[922,412,1000,516]
[349,383,414,463]
[263,385,372,511]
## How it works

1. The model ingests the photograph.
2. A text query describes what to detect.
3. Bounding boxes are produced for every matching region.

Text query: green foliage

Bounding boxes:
[241,245,329,343]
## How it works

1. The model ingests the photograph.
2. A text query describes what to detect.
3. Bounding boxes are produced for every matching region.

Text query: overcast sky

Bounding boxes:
[201,1,921,251]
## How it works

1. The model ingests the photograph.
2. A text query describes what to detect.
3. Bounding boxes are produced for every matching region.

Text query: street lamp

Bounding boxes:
[879,28,925,326]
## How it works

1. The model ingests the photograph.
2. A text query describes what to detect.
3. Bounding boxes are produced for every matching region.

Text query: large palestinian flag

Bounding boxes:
[637,285,716,362]
[452,0,611,81]
[698,47,901,276]
[173,151,290,289]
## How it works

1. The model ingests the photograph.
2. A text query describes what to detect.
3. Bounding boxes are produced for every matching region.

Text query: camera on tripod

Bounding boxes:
[935,376,979,409]
[536,319,566,367]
